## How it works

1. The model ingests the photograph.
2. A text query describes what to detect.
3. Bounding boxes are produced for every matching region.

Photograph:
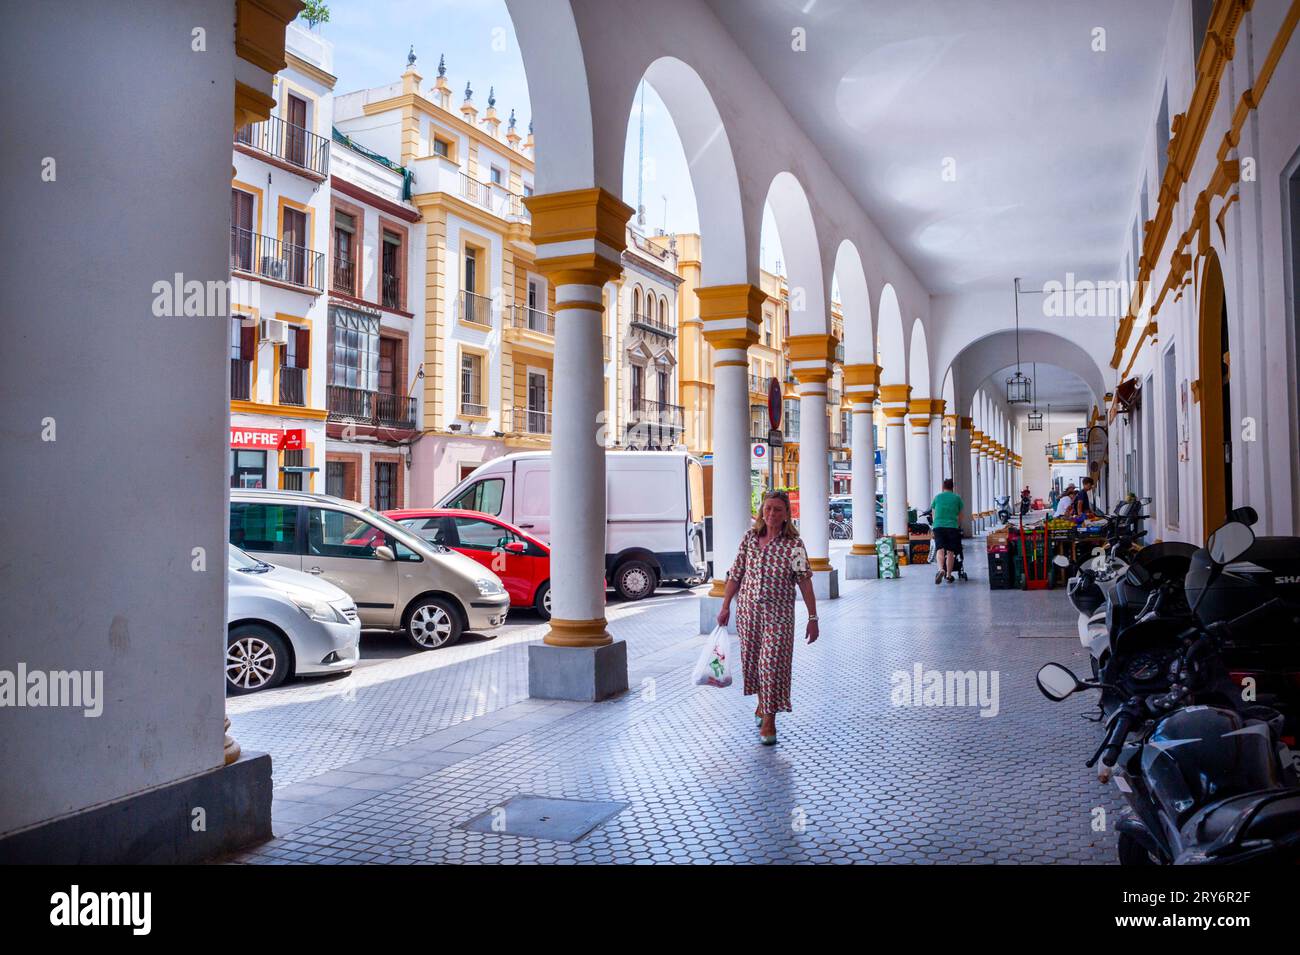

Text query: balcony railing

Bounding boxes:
[381,272,401,310]
[827,387,841,405]
[749,373,769,394]
[332,255,354,295]
[460,396,487,417]
[506,305,554,336]
[460,290,492,327]
[230,228,324,292]
[279,365,305,406]
[750,419,769,440]
[235,115,330,177]
[511,407,552,435]
[458,172,530,220]
[828,431,844,449]
[630,312,676,338]
[459,172,491,207]
[327,384,418,431]
[624,398,684,448]
[231,358,252,402]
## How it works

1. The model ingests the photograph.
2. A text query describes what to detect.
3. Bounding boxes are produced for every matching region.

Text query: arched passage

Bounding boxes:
[1197,249,1231,537]
[875,284,910,535]
[832,240,878,562]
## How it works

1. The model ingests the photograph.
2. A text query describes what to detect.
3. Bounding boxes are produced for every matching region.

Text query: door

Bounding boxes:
[379,337,398,397]
[527,371,547,434]
[282,207,308,286]
[1197,252,1232,538]
[231,189,254,271]
[447,515,539,607]
[286,93,307,167]
[303,507,399,628]
[228,502,302,571]
[513,462,549,538]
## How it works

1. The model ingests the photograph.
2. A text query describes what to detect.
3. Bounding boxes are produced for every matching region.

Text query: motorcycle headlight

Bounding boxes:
[291,594,346,623]
[475,578,505,596]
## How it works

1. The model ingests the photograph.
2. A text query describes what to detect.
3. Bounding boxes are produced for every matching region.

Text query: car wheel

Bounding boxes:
[226,624,290,695]
[613,560,657,601]
[404,597,462,650]
[534,581,552,619]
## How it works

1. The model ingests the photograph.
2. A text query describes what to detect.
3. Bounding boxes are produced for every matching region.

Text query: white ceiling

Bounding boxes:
[987,361,1094,415]
[705,0,1174,293]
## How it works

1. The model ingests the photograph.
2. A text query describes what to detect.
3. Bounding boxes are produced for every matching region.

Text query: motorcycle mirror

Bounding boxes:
[1052,554,1071,568]
[1207,521,1254,565]
[1227,505,1258,528]
[1037,663,1083,702]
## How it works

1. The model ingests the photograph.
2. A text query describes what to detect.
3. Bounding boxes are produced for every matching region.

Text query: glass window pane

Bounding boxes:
[229,502,298,553]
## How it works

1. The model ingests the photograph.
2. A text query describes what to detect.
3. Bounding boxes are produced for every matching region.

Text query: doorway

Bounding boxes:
[1197,251,1232,538]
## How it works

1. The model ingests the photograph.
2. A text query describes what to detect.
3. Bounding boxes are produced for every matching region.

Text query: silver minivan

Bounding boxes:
[230,490,510,649]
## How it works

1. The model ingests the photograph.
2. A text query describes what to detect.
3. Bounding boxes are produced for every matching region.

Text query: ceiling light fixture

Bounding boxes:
[1006,277,1033,404]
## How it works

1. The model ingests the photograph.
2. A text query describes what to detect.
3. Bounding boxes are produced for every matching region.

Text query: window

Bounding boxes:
[230,317,255,401]
[378,337,399,395]
[1163,345,1179,527]
[630,364,643,406]
[282,207,308,285]
[308,508,384,559]
[285,93,308,166]
[523,184,534,197]
[373,461,397,511]
[329,308,380,390]
[461,352,484,415]
[400,516,452,547]
[490,166,503,185]
[281,449,304,491]
[452,517,510,550]
[464,246,479,294]
[229,502,298,552]
[230,450,269,490]
[1156,83,1170,183]
[231,189,254,271]
[332,210,356,294]
[382,231,402,309]
[432,136,450,158]
[447,478,504,516]
[326,460,349,499]
[279,326,308,406]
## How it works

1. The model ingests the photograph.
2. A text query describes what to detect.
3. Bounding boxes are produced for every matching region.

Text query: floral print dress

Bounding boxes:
[727,529,812,715]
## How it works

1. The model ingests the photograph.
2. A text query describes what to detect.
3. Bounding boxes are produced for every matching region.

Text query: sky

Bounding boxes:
[319,0,787,274]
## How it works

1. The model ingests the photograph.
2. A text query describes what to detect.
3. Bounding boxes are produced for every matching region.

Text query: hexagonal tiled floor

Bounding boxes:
[231,542,1122,864]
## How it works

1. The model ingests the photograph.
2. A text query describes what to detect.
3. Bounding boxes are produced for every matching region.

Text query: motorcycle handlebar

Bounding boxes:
[1100,710,1135,768]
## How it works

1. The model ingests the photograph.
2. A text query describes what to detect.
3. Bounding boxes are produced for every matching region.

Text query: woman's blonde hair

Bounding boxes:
[751,489,799,539]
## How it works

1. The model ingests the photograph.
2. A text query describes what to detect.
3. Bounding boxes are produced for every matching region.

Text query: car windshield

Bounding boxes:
[228,544,270,572]
[361,507,447,553]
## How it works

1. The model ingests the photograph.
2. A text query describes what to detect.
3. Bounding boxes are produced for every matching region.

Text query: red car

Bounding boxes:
[384,509,553,618]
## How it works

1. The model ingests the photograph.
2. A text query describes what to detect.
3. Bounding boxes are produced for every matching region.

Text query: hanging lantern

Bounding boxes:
[1006,369,1032,404]
[1027,409,1044,431]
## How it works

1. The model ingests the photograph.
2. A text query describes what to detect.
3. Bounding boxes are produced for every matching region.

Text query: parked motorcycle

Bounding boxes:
[1037,513,1300,864]
[995,495,1012,525]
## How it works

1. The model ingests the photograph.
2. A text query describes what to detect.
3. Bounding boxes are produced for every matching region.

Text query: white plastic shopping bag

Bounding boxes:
[691,625,733,688]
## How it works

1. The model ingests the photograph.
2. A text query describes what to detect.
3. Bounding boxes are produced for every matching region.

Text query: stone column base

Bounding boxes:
[698,594,738,635]
[812,567,839,599]
[846,553,879,579]
[528,640,628,701]
[0,751,272,864]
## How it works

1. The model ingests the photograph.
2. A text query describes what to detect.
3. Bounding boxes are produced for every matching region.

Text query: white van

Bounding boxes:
[438,451,708,601]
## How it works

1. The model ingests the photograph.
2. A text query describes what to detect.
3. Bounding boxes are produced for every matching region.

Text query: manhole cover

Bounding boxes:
[459,795,628,843]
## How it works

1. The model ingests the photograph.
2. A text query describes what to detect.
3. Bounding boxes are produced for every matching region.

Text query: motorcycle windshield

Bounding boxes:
[1141,706,1282,826]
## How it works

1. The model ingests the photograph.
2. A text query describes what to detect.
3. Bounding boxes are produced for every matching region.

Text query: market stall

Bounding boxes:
[985,514,1110,590]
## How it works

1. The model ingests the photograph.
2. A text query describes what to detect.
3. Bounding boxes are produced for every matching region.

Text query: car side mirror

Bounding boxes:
[1037,663,1084,702]
[1207,521,1254,565]
[374,545,396,562]
[504,541,527,554]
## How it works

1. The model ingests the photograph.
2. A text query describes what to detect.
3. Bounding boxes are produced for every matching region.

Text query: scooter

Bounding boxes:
[1037,512,1300,864]
[995,495,1012,525]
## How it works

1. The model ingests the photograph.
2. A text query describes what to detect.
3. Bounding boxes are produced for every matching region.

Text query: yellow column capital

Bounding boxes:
[526,187,633,287]
[697,283,764,353]
[787,333,838,384]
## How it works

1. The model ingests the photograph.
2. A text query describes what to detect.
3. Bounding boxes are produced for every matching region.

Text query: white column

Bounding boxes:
[907,403,932,514]
[847,366,879,555]
[798,384,830,560]
[548,281,610,637]
[929,406,945,499]
[881,385,911,537]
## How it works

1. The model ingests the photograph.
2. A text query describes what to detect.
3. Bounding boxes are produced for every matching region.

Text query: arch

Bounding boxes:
[1197,249,1231,535]
[633,285,643,318]
[638,56,748,286]
[877,284,907,384]
[660,293,670,320]
[505,0,595,193]
[764,172,827,336]
[832,240,873,362]
[908,319,931,396]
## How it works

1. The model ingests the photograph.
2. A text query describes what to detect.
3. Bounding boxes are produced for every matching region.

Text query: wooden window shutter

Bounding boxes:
[295,328,310,368]
[240,324,255,361]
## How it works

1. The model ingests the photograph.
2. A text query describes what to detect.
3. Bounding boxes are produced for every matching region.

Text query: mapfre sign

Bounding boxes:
[230,427,305,450]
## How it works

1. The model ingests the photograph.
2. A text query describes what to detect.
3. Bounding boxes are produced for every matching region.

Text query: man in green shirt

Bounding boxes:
[930,478,964,584]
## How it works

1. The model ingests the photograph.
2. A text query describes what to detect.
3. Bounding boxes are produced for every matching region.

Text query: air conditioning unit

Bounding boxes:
[261,256,287,280]
[260,318,290,345]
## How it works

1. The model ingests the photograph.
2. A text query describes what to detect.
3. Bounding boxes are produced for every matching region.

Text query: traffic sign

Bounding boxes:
[767,377,783,429]
[768,429,783,448]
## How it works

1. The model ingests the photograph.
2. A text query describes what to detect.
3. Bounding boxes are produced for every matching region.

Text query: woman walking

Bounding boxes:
[716,490,819,745]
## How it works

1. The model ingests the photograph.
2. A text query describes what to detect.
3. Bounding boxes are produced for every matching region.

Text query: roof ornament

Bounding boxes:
[407,45,416,68]
[508,109,517,130]
[438,54,446,77]
[464,81,473,101]
[488,86,496,108]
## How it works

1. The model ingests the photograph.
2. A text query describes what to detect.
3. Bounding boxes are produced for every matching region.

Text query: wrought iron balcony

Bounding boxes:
[460,290,493,327]
[506,305,554,336]
[510,407,552,435]
[235,114,330,177]
[279,365,306,406]
[381,272,401,310]
[327,384,418,431]
[629,312,676,338]
[231,358,252,402]
[332,255,354,295]
[230,228,324,292]
[460,396,487,417]
[624,398,685,448]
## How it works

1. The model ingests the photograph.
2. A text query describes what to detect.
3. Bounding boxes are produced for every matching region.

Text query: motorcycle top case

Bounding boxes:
[1140,705,1284,826]
[1186,536,1300,659]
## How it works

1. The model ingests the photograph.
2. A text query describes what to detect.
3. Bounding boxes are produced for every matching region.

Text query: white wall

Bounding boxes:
[0,0,235,834]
